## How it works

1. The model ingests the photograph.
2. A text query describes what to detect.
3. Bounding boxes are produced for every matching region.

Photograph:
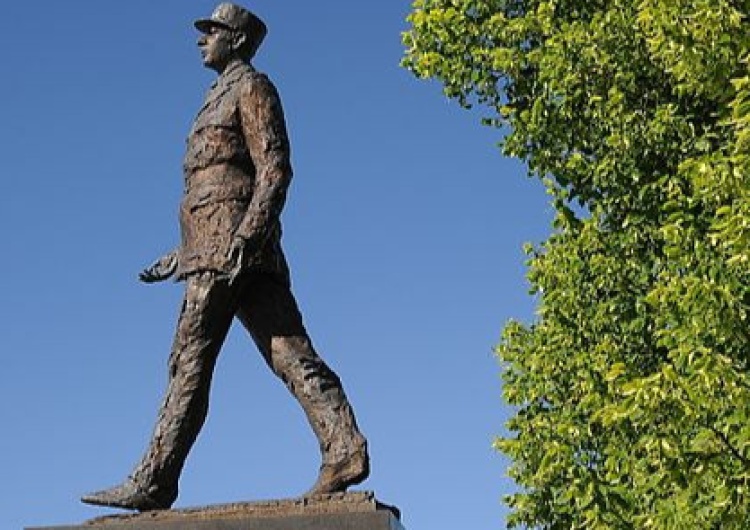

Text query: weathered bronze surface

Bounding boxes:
[81,3,369,512]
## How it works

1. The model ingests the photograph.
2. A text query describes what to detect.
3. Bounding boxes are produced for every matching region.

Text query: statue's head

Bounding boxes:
[195,3,267,71]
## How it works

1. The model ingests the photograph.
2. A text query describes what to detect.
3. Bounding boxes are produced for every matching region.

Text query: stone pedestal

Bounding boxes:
[27,491,404,530]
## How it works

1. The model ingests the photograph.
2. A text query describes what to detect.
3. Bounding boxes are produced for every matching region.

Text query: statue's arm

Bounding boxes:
[230,74,293,268]
[139,249,178,283]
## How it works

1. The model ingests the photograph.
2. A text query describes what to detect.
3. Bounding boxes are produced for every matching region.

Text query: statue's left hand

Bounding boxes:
[139,251,178,283]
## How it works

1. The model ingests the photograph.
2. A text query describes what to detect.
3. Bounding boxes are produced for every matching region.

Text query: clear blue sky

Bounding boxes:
[1,2,551,528]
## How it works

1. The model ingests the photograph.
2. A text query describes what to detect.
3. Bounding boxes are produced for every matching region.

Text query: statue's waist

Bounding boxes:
[184,165,254,205]
[183,125,251,173]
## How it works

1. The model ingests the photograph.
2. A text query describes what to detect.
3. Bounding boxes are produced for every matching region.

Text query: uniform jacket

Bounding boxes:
[177,61,291,282]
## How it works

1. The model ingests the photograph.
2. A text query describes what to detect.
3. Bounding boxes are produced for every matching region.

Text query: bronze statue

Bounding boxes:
[82,3,369,511]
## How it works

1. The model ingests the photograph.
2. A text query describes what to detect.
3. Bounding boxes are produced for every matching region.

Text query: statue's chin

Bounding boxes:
[202,58,224,72]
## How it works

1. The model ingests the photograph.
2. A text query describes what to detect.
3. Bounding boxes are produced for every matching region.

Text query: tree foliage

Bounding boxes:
[403,0,750,527]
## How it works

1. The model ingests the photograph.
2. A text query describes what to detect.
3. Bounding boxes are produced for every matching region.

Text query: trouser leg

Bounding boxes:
[129,272,237,499]
[234,274,368,486]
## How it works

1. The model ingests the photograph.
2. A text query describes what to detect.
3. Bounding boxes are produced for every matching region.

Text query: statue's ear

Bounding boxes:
[232,31,247,52]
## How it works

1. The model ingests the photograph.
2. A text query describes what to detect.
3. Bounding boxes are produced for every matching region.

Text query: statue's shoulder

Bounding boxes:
[240,69,280,100]
[243,68,274,86]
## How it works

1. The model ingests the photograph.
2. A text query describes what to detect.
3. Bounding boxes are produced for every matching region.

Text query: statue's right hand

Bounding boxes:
[139,251,178,283]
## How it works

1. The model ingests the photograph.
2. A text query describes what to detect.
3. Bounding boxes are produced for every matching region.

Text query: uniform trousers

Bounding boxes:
[127,270,366,497]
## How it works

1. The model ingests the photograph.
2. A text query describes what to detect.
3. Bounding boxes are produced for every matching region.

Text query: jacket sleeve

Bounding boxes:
[234,73,293,248]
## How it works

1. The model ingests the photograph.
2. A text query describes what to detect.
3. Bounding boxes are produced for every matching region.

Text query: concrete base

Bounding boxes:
[27,491,404,530]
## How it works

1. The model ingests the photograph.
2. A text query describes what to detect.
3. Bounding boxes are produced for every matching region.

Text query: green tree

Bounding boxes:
[403,1,750,527]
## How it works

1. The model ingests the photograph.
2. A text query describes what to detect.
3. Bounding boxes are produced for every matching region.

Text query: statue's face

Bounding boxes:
[197,25,234,71]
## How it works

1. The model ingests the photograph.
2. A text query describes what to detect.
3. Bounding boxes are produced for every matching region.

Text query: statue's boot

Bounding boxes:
[306,437,370,496]
[253,334,370,496]
[80,479,177,511]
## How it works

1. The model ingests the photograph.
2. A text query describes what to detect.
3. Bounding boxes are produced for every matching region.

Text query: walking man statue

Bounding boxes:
[82,3,369,511]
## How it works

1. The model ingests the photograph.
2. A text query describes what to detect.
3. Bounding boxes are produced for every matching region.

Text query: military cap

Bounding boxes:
[195,3,267,56]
